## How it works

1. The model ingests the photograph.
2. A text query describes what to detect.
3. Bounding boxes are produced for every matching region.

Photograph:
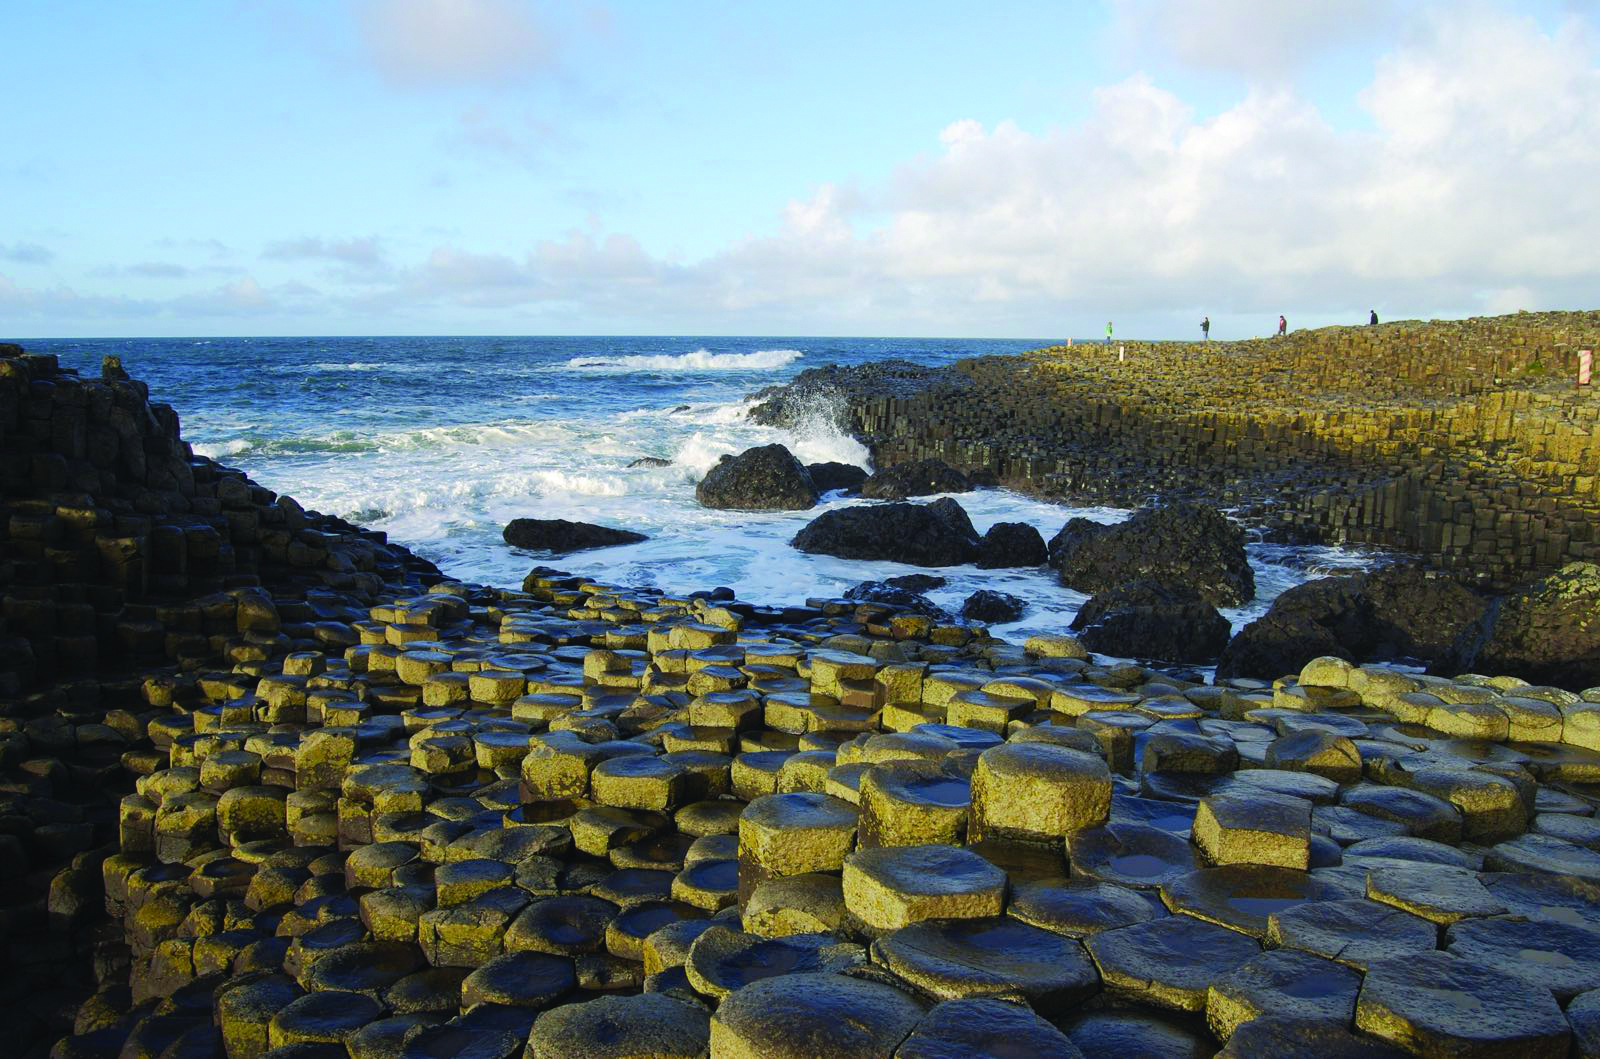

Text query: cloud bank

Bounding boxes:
[6,5,1598,335]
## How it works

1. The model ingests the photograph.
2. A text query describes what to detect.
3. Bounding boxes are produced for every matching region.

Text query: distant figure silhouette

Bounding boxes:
[1201,316,1210,342]
[1370,309,1379,325]
[1278,315,1287,337]
[1106,321,1113,346]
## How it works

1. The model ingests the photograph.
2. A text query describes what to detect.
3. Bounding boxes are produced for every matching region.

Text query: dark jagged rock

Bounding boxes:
[790,500,979,567]
[1069,582,1231,664]
[1217,565,1486,680]
[627,456,671,468]
[1450,562,1600,688]
[1046,518,1106,567]
[844,582,948,620]
[976,522,1048,569]
[747,360,965,431]
[502,519,648,555]
[961,590,1026,623]
[926,497,978,541]
[861,459,973,500]
[807,462,868,495]
[888,574,946,592]
[695,444,818,511]
[1050,502,1254,607]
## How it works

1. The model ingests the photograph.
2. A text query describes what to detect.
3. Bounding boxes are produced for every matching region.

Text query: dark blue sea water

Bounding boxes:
[24,335,1367,638]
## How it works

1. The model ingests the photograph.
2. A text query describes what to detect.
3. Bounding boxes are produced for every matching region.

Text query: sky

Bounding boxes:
[3,0,1598,340]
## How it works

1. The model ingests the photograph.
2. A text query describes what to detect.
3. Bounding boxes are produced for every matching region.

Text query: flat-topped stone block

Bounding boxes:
[969,742,1111,844]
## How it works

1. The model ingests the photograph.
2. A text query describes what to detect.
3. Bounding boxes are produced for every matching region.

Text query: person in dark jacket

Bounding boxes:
[1370,309,1379,325]
[1201,316,1210,341]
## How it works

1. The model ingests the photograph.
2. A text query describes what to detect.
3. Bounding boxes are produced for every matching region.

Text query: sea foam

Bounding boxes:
[562,348,804,372]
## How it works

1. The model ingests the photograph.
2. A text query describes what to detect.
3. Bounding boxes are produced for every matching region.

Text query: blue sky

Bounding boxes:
[3,0,1597,338]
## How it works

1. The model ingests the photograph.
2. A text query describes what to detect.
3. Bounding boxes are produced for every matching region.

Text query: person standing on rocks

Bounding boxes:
[1201,316,1210,342]
[1277,315,1287,337]
[1370,309,1379,325]
[1106,321,1113,346]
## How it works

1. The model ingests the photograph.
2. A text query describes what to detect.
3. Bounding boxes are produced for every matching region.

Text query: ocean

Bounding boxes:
[25,335,1372,643]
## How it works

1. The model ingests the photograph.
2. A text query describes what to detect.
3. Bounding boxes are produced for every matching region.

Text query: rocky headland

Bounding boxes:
[751,311,1600,591]
[4,329,1600,1058]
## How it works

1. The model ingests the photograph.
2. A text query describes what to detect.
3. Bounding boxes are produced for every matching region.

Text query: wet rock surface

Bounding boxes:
[695,443,819,511]
[1050,502,1255,608]
[502,519,648,555]
[1070,581,1231,664]
[790,499,980,566]
[9,344,1600,1059]
[806,461,869,495]
[1218,565,1488,680]
[1456,561,1600,690]
[860,459,973,500]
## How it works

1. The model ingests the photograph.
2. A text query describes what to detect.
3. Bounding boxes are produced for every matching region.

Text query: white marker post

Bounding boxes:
[1118,345,1125,363]
[1581,350,1593,389]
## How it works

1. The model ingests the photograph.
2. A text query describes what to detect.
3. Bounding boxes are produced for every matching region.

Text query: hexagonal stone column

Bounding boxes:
[1206,949,1361,1041]
[857,761,969,849]
[969,743,1110,845]
[1193,792,1311,869]
[842,845,1005,931]
[709,971,925,1059]
[737,793,858,906]
[1355,950,1570,1058]
[528,992,710,1059]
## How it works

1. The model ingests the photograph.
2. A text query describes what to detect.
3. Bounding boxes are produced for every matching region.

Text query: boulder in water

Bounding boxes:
[977,522,1048,569]
[695,444,819,511]
[628,456,671,468]
[807,462,868,495]
[503,519,648,555]
[961,590,1026,623]
[861,459,973,500]
[790,499,980,567]
[1050,502,1254,608]
[1070,581,1231,664]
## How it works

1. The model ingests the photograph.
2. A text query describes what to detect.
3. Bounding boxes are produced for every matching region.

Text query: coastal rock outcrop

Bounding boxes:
[1069,581,1232,664]
[790,499,979,567]
[747,359,964,431]
[1449,561,1600,689]
[1217,565,1486,680]
[961,589,1026,623]
[861,459,973,500]
[1050,502,1254,607]
[977,521,1048,569]
[844,580,948,620]
[807,461,869,495]
[695,444,818,511]
[502,518,648,554]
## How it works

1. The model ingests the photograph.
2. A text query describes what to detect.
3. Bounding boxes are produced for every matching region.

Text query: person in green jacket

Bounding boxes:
[1105,321,1113,346]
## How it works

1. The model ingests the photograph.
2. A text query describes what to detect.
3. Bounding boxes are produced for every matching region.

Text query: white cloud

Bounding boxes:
[354,0,553,86]
[1109,0,1401,81]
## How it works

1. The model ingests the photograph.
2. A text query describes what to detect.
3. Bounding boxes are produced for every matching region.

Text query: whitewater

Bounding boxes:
[27,335,1373,645]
